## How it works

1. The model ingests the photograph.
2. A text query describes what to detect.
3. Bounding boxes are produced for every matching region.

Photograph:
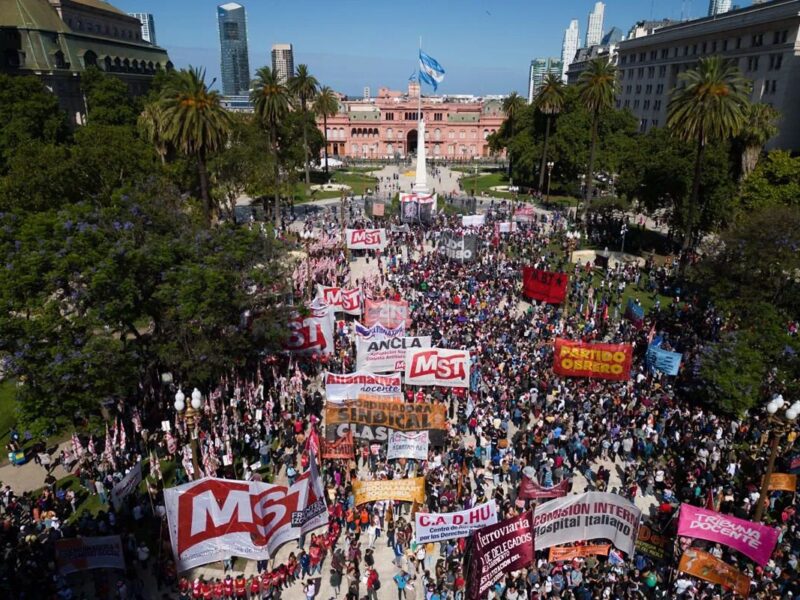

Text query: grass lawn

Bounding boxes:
[459,172,517,199]
[293,171,379,203]
[0,379,18,449]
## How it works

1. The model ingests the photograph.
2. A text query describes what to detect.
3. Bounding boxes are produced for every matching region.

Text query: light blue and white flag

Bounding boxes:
[419,50,445,91]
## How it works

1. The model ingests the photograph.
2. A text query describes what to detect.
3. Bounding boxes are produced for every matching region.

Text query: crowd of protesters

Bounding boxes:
[1,194,798,600]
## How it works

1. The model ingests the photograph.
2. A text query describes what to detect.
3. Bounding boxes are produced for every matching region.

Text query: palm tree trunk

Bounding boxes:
[272,130,281,228]
[303,103,310,185]
[538,115,552,191]
[197,153,212,226]
[740,145,760,181]
[683,133,706,253]
[582,114,599,225]
[323,112,330,178]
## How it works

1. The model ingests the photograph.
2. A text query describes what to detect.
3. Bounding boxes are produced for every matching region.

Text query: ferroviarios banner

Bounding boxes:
[552,339,633,381]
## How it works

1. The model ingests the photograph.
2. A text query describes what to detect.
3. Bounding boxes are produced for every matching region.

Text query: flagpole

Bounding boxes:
[418,37,422,120]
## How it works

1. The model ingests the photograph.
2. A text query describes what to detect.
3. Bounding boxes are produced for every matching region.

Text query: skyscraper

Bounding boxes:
[528,58,564,103]
[271,44,294,85]
[128,12,156,45]
[217,3,251,96]
[561,19,580,81]
[708,0,733,16]
[586,2,605,47]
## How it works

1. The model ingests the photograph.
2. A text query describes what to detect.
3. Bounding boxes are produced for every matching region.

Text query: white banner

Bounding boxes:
[111,461,142,510]
[165,463,328,571]
[387,431,429,460]
[415,501,498,544]
[357,335,431,373]
[346,228,387,250]
[285,301,335,355]
[324,371,402,402]
[497,221,517,233]
[354,320,405,340]
[317,286,362,315]
[55,535,126,575]
[532,492,641,555]
[462,214,485,228]
[404,348,470,388]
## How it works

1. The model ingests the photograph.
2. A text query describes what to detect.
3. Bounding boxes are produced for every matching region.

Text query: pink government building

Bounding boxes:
[318,82,507,160]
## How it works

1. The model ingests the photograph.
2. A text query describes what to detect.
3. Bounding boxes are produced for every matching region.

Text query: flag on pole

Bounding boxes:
[419,50,445,91]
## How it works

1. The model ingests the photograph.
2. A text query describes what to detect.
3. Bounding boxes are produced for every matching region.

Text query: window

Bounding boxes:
[653,100,662,111]
[752,33,764,47]
[637,67,644,78]
[459,130,465,139]
[656,84,664,94]
[660,48,668,59]
[387,128,393,139]
[639,52,646,62]
[633,100,640,109]
[626,85,632,94]
[640,119,647,132]
[448,131,454,139]
[702,42,707,54]
[658,65,667,77]
[736,37,742,50]
[645,84,652,94]
[643,100,650,110]
[647,66,655,78]
[711,41,716,52]
[352,144,359,153]
[652,119,659,127]
[768,53,783,70]
[722,39,728,51]
[624,99,630,108]
[649,50,657,60]
[434,128,441,141]
[433,112,443,121]
[621,55,627,65]
[635,85,642,94]
[692,44,698,55]
[747,56,760,71]
[385,113,394,120]
[628,70,634,80]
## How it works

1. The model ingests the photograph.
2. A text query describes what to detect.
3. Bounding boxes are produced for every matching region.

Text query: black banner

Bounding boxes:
[439,232,478,262]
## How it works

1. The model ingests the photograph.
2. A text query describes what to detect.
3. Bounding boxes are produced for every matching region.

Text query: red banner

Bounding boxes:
[522,268,569,304]
[553,339,632,381]
[518,476,570,500]
[322,432,355,459]
[363,299,410,329]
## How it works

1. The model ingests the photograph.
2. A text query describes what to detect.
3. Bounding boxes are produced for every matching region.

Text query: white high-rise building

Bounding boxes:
[528,58,564,103]
[586,2,605,47]
[271,43,294,85]
[561,19,580,81]
[708,0,733,15]
[129,12,156,45]
[363,86,370,100]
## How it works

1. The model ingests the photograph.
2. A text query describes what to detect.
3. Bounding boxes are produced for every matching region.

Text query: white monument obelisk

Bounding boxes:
[413,106,428,193]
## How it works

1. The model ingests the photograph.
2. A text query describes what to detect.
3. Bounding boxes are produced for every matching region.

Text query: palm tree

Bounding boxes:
[501,92,525,184]
[251,66,290,226]
[138,101,168,165]
[313,86,339,177]
[667,56,750,250]
[288,64,319,185]
[577,57,618,217]
[736,103,779,180]
[158,67,232,224]
[534,74,566,191]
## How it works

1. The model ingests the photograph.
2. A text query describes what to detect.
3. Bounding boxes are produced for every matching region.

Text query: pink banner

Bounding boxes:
[518,476,570,500]
[677,504,779,567]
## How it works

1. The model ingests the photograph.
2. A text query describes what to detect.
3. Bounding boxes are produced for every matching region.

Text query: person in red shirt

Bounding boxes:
[234,574,247,599]
[201,579,213,600]
[249,575,260,598]
[366,568,380,600]
[211,579,224,600]
[192,578,202,600]
[179,577,191,600]
[223,575,234,599]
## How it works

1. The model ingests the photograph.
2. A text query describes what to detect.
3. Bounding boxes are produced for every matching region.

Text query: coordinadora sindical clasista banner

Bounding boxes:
[552,339,633,381]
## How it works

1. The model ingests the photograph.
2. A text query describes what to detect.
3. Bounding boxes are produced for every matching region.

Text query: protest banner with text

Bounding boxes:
[766,473,797,492]
[363,299,410,329]
[325,398,447,445]
[548,544,610,562]
[111,461,142,511]
[677,504,779,566]
[345,228,387,250]
[317,286,362,316]
[415,501,498,544]
[678,548,751,598]
[55,535,126,576]
[387,431,429,460]
[439,232,479,262]
[532,492,641,555]
[553,339,633,381]
[357,335,431,373]
[518,475,570,500]
[324,372,402,402]
[404,348,470,388]
[321,431,355,460]
[285,302,335,355]
[522,268,569,304]
[635,523,673,562]
[354,320,405,340]
[353,477,425,505]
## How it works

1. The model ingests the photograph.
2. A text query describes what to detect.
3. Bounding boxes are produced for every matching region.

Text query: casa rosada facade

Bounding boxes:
[318,83,506,160]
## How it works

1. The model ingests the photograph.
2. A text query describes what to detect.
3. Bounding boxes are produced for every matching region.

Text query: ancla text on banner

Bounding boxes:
[552,339,632,381]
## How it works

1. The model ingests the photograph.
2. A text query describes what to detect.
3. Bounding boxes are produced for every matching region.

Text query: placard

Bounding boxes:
[325,398,447,445]
[548,544,610,561]
[387,431,429,460]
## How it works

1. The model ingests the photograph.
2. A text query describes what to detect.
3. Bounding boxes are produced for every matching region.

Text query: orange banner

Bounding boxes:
[678,548,750,598]
[548,544,610,562]
[356,393,403,403]
[552,339,632,381]
[767,473,797,492]
[322,432,355,459]
[353,477,425,505]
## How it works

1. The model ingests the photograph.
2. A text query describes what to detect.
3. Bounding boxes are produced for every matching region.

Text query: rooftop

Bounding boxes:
[218,2,243,11]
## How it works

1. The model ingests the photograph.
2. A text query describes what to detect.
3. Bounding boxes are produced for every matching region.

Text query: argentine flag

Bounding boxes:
[419,50,445,91]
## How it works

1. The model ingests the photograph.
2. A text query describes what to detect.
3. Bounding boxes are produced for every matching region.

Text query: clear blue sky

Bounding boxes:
[113,0,756,96]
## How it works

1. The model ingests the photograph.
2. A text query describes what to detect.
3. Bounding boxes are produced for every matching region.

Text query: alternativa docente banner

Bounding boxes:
[164,461,328,571]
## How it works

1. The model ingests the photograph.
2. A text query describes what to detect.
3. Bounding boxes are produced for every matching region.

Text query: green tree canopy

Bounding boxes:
[737,150,800,213]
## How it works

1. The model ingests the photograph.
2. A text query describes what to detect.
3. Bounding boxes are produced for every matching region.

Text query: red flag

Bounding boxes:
[705,487,715,511]
[306,427,320,459]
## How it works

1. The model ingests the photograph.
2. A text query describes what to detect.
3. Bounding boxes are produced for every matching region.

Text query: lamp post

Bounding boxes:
[546,161,555,203]
[754,395,799,522]
[174,387,204,480]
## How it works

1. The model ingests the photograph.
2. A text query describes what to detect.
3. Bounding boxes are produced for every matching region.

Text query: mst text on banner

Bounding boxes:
[55,535,126,576]
[345,228,387,250]
[317,286,362,315]
[363,299,410,329]
[522,268,569,304]
[553,339,633,381]
[415,500,498,544]
[532,492,641,555]
[164,462,328,571]
[324,371,402,402]
[325,398,447,444]
[404,348,470,388]
[353,477,425,505]
[357,335,431,373]
[387,431,429,460]
[677,503,779,566]
[466,511,534,600]
[285,302,335,355]
[678,548,751,597]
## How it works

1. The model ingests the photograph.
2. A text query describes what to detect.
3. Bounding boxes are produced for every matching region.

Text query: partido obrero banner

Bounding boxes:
[387,430,429,460]
[522,268,569,304]
[324,371,402,402]
[676,503,779,566]
[363,299,411,329]
[353,477,425,505]
[55,535,126,576]
[552,339,633,381]
[532,492,641,555]
[317,286,362,315]
[164,463,328,571]
[345,228,387,250]
[357,335,431,373]
[325,398,447,444]
[404,348,470,388]
[466,510,535,600]
[415,500,498,544]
